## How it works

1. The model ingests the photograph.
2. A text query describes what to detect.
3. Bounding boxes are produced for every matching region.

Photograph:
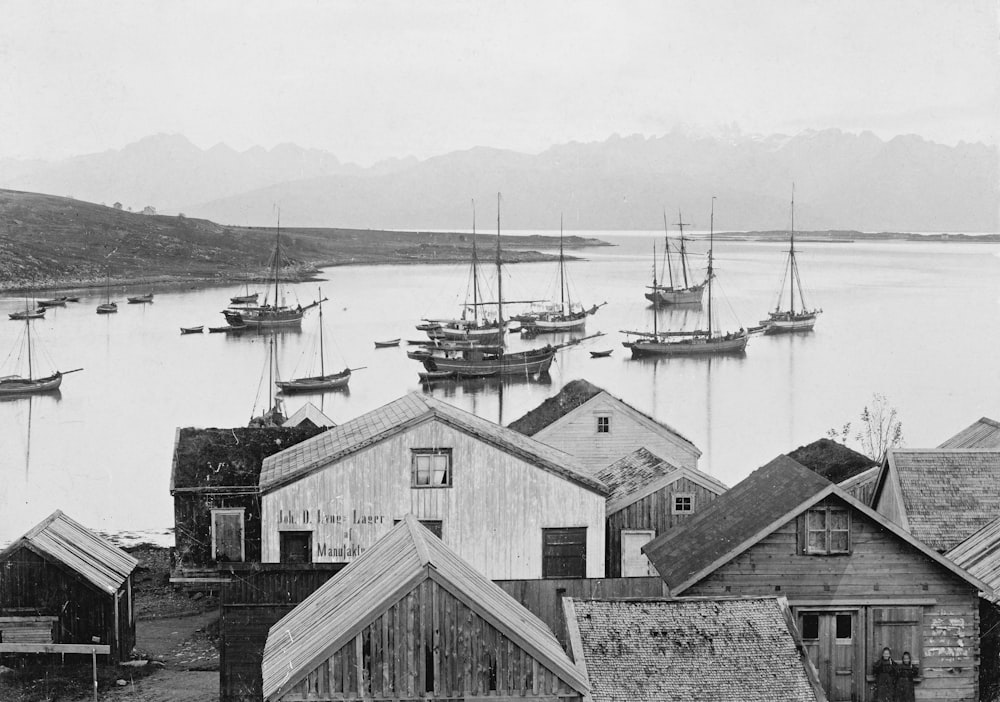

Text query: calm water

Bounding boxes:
[2,234,999,544]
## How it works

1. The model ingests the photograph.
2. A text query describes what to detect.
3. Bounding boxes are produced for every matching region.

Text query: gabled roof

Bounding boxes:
[598,447,727,515]
[284,402,337,429]
[947,516,1000,595]
[170,425,327,492]
[564,596,825,702]
[259,393,607,495]
[262,516,589,701]
[788,438,876,484]
[874,449,1000,551]
[939,417,1000,449]
[508,379,700,456]
[643,455,992,597]
[0,511,137,594]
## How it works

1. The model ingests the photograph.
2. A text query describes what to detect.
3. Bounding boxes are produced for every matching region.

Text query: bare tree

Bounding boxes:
[827,393,904,463]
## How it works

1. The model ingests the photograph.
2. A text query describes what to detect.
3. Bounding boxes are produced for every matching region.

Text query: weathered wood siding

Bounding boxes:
[605,476,721,577]
[262,420,606,578]
[278,578,582,702]
[683,497,980,701]
[173,492,261,571]
[532,394,698,473]
[0,546,132,661]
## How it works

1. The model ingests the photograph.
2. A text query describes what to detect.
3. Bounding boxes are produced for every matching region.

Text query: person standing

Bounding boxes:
[870,646,897,702]
[896,651,920,702]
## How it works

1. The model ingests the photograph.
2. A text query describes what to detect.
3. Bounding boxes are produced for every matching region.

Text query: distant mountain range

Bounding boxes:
[1,130,996,232]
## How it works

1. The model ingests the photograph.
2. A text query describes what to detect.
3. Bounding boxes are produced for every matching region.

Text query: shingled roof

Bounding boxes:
[788,438,876,484]
[598,447,727,515]
[263,516,589,701]
[259,393,607,495]
[939,417,1000,449]
[947,516,1000,594]
[0,511,137,594]
[876,449,1000,551]
[564,597,824,702]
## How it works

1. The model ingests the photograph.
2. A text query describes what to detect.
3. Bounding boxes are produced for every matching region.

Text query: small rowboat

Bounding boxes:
[374,338,400,348]
[230,292,260,304]
[208,326,230,333]
[96,302,118,314]
[180,326,204,334]
[38,297,68,307]
[418,370,455,382]
[65,296,80,303]
[9,308,46,320]
[590,349,613,358]
[127,293,154,304]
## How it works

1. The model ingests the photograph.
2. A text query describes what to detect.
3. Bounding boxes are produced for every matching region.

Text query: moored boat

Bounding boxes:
[9,306,45,320]
[38,297,68,307]
[590,349,613,358]
[761,188,822,335]
[644,211,706,306]
[180,326,204,334]
[127,292,154,304]
[1,312,82,396]
[374,338,401,348]
[96,270,117,314]
[276,289,357,393]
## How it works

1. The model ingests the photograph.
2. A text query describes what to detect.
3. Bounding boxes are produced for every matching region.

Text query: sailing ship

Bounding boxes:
[9,294,46,320]
[644,210,706,305]
[519,216,604,333]
[276,288,352,393]
[96,270,118,314]
[622,198,749,356]
[761,189,822,334]
[230,266,260,304]
[0,314,82,396]
[410,195,559,378]
[248,336,286,426]
[222,215,321,328]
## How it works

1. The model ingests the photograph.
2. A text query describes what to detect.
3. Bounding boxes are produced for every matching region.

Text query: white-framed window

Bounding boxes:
[596,415,611,434]
[411,449,452,487]
[672,493,695,514]
[210,508,246,562]
[805,506,851,554]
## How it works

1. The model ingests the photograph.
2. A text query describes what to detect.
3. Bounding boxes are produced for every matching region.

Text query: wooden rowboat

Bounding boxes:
[96,302,118,314]
[9,308,46,320]
[589,349,613,358]
[418,370,455,382]
[127,293,154,304]
[180,326,204,334]
[374,338,401,348]
[208,326,230,333]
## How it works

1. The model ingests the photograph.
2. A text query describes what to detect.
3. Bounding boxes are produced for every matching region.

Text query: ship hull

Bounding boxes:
[0,372,63,395]
[763,313,818,334]
[529,316,587,332]
[624,332,749,357]
[431,325,505,344]
[644,284,705,305]
[419,346,555,378]
[276,370,351,393]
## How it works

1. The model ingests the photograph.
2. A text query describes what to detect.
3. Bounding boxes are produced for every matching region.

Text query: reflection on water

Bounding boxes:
[1,235,999,543]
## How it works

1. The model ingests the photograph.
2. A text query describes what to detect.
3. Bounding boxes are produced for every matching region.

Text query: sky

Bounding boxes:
[0,0,997,164]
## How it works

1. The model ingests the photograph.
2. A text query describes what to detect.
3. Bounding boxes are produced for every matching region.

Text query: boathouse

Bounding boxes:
[642,455,991,702]
[258,393,608,578]
[261,516,590,702]
[508,379,701,474]
[169,421,328,587]
[598,447,727,577]
[563,596,826,701]
[0,511,137,662]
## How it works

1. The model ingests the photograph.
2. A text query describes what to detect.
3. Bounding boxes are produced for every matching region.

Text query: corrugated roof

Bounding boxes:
[939,417,1000,449]
[262,516,589,701]
[947,517,1000,594]
[598,447,727,515]
[259,392,606,495]
[0,511,137,594]
[644,456,831,591]
[565,597,824,702]
[887,449,1000,551]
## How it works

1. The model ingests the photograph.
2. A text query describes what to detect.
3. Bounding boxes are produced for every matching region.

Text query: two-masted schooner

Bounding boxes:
[761,189,822,334]
[622,198,749,356]
[644,210,706,306]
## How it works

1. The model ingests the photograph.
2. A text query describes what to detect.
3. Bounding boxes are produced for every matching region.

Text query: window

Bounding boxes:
[836,614,852,641]
[542,527,587,578]
[279,531,313,564]
[395,518,443,538]
[672,493,694,514]
[801,613,819,639]
[211,508,245,562]
[596,415,610,434]
[411,449,452,487]
[805,507,851,554]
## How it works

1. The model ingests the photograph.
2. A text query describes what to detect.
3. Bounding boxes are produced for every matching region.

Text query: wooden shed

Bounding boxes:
[0,510,138,662]
[643,455,992,702]
[261,516,590,701]
[258,393,608,579]
[598,447,727,577]
[508,379,701,474]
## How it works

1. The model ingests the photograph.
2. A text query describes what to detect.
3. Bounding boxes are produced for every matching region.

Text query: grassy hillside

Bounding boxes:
[0,189,607,290]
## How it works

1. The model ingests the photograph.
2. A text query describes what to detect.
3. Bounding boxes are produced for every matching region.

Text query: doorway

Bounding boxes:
[799,610,860,701]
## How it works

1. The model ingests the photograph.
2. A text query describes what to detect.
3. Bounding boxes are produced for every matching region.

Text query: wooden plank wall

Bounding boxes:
[173,492,261,572]
[281,579,580,701]
[605,476,721,577]
[686,497,981,702]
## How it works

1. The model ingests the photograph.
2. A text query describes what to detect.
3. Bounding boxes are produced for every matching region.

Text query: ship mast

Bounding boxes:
[25,316,33,380]
[790,185,796,314]
[495,193,504,349]
[472,200,479,325]
[663,210,675,289]
[677,209,691,288]
[707,198,716,339]
[273,211,281,308]
[559,214,566,314]
[317,287,325,378]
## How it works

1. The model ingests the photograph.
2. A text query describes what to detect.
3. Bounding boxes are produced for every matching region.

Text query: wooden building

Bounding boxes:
[169,423,327,588]
[0,511,138,662]
[643,455,992,702]
[508,379,701,474]
[938,417,1000,449]
[872,449,1000,552]
[598,447,727,577]
[261,516,590,702]
[258,393,608,579]
[564,596,826,701]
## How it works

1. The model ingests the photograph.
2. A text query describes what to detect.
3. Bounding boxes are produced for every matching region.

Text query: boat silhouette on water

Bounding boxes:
[761,188,822,334]
[0,314,82,396]
[276,289,357,393]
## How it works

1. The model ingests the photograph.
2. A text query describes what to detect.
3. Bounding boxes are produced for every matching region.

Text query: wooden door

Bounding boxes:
[799,611,860,701]
[620,530,656,576]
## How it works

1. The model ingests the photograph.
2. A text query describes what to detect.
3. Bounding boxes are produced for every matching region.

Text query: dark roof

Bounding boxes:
[788,438,876,483]
[598,447,727,514]
[263,516,588,701]
[507,378,602,435]
[0,511,137,594]
[643,456,833,591]
[170,425,326,492]
[884,449,1000,551]
[259,393,607,495]
[565,597,823,702]
[939,417,1000,449]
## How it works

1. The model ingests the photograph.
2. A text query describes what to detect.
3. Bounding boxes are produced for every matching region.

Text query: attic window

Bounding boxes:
[672,494,694,514]
[596,415,610,434]
[411,449,452,487]
[805,506,851,555]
